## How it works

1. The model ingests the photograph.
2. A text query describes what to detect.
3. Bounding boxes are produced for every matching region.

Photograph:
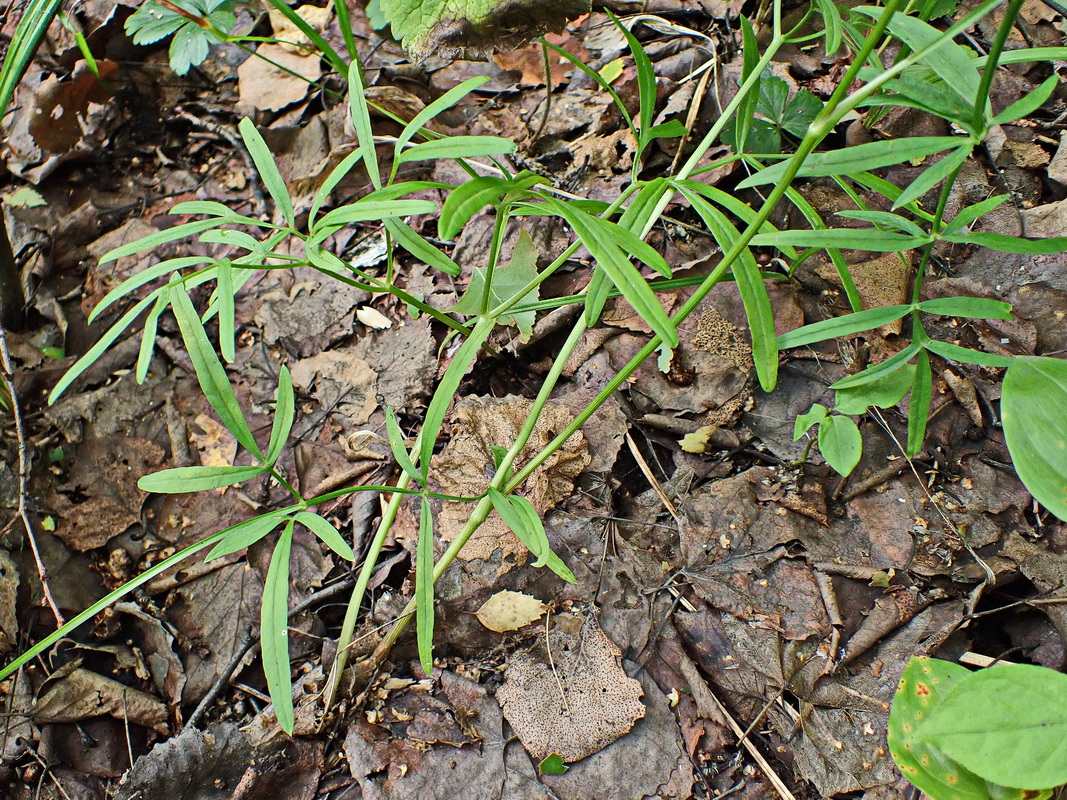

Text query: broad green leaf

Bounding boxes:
[918,297,1012,319]
[923,340,1013,367]
[894,144,972,210]
[889,657,995,800]
[238,118,294,229]
[294,511,355,561]
[678,184,777,391]
[832,342,923,389]
[794,403,828,440]
[737,137,959,188]
[940,231,1067,254]
[834,360,915,415]
[138,464,267,493]
[818,414,862,476]
[778,305,912,349]
[540,754,569,776]
[396,136,516,164]
[544,198,677,348]
[99,218,225,265]
[751,228,928,251]
[1002,357,1067,522]
[917,662,1067,790]
[384,218,460,276]
[420,318,494,475]
[992,75,1060,125]
[50,292,158,404]
[348,61,381,190]
[452,229,540,338]
[169,282,263,459]
[386,407,422,484]
[262,520,295,733]
[440,176,513,240]
[207,509,291,559]
[90,256,210,322]
[416,497,435,673]
[266,367,294,466]
[907,349,932,456]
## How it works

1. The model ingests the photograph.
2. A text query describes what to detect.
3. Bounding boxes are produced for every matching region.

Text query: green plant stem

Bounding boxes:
[973,0,1025,132]
[911,163,961,305]
[330,0,360,63]
[367,318,589,662]
[481,205,510,315]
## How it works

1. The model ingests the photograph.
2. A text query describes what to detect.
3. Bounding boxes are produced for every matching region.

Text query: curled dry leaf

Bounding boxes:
[475,590,547,632]
[497,613,645,763]
[33,667,168,733]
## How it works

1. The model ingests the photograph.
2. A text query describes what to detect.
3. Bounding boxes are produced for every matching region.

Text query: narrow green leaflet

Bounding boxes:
[237,118,294,229]
[294,511,355,561]
[1002,357,1067,522]
[678,184,777,391]
[99,219,226,265]
[543,198,678,348]
[992,75,1060,125]
[917,297,1012,319]
[916,662,1067,791]
[266,367,294,466]
[262,520,295,733]
[384,218,460,276]
[309,148,364,225]
[138,464,267,493]
[832,342,923,389]
[216,258,236,362]
[815,0,842,56]
[440,176,513,239]
[90,256,209,322]
[818,414,862,476]
[923,340,1013,367]
[778,305,912,349]
[386,407,422,484]
[511,495,574,581]
[50,292,158,403]
[941,195,1008,236]
[393,76,491,173]
[889,657,994,800]
[348,62,381,190]
[396,136,517,164]
[613,10,655,140]
[420,318,495,476]
[313,199,437,234]
[940,231,1067,254]
[585,214,671,278]
[136,293,168,384]
[893,144,972,210]
[836,210,926,237]
[907,350,932,456]
[207,509,292,559]
[751,228,928,251]
[416,497,435,673]
[170,282,263,459]
[738,137,959,188]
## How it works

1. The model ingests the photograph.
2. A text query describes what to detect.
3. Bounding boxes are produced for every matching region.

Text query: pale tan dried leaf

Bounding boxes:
[355,306,392,329]
[191,413,238,470]
[267,5,331,53]
[475,590,547,632]
[237,44,322,113]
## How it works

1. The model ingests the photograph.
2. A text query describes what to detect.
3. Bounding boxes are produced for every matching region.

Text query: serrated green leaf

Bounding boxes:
[138,464,267,493]
[1002,357,1067,522]
[818,414,862,476]
[778,305,912,349]
[416,497,435,673]
[266,366,294,467]
[294,511,354,561]
[262,520,295,733]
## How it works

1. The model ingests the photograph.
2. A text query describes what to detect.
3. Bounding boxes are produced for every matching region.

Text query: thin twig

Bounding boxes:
[0,324,63,627]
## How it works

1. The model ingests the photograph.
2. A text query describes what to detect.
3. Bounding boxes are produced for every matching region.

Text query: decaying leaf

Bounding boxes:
[33,666,168,733]
[237,44,322,113]
[267,5,332,53]
[497,614,645,763]
[190,413,238,471]
[475,590,547,632]
[433,396,589,563]
[0,551,19,654]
